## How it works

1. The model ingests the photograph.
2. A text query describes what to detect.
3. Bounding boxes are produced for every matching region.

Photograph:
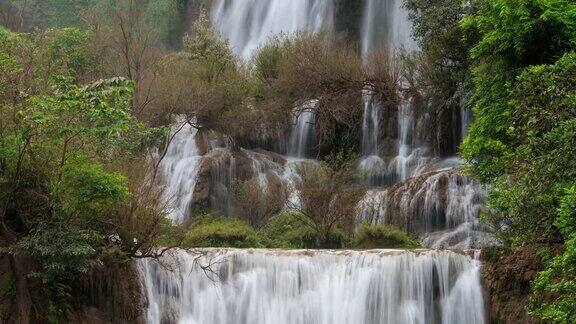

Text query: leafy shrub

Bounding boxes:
[352,224,420,249]
[262,212,318,248]
[530,186,576,323]
[262,212,345,249]
[185,216,261,248]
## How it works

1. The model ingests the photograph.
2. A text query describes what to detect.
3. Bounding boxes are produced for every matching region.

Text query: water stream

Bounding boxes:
[139,249,485,324]
[158,120,203,223]
[211,0,334,60]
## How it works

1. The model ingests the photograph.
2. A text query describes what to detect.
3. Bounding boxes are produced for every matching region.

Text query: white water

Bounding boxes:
[356,171,496,248]
[211,0,334,60]
[289,103,317,158]
[361,89,381,157]
[361,0,417,53]
[159,120,203,223]
[359,0,422,183]
[139,249,485,324]
[139,3,489,323]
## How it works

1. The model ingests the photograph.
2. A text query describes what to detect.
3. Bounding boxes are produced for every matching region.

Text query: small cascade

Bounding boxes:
[159,120,203,223]
[288,103,317,158]
[211,0,334,60]
[359,0,421,184]
[395,98,415,181]
[359,90,388,185]
[208,148,237,216]
[139,249,486,324]
[460,106,473,139]
[361,89,380,156]
[357,170,497,248]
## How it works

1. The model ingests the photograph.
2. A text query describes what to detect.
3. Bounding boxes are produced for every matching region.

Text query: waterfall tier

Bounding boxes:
[159,120,203,223]
[357,170,497,248]
[139,249,485,324]
[211,0,334,60]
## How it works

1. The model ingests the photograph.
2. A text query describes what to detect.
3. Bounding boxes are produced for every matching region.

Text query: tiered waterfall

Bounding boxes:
[139,1,490,323]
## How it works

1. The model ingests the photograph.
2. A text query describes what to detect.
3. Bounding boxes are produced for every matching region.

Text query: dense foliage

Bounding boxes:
[530,186,576,323]
[0,24,182,321]
[404,0,576,320]
[451,0,576,322]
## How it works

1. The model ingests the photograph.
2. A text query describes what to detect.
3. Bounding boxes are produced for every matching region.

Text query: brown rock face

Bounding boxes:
[481,246,545,324]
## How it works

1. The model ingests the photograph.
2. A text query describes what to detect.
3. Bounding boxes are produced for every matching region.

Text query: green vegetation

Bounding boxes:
[407,1,576,321]
[530,186,576,322]
[0,24,181,321]
[353,224,420,249]
[459,0,576,240]
[185,216,261,248]
[437,0,576,322]
[261,212,345,249]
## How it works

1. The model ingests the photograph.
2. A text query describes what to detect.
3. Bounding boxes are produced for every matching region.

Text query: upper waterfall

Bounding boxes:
[361,0,417,54]
[211,0,334,60]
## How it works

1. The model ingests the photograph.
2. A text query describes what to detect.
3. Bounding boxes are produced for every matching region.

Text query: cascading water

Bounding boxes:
[359,89,388,185]
[288,102,317,158]
[357,170,496,248]
[211,0,334,60]
[138,3,490,323]
[139,249,485,324]
[361,89,381,156]
[361,0,417,53]
[159,120,203,223]
[395,98,415,181]
[359,0,419,184]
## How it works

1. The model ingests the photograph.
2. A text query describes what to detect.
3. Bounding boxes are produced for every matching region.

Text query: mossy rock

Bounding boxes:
[185,216,262,248]
[352,224,420,249]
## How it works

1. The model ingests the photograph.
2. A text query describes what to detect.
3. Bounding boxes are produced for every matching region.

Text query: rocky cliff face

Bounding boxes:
[481,246,547,324]
[0,253,145,324]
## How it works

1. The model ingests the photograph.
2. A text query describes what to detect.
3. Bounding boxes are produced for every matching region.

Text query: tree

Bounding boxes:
[288,155,363,247]
[0,66,180,320]
[460,0,576,243]
[232,177,288,228]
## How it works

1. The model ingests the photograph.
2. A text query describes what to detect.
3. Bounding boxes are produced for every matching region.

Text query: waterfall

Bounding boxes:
[136,4,490,323]
[159,120,203,223]
[359,0,420,183]
[361,89,381,156]
[395,98,415,181]
[361,0,417,53]
[356,170,497,248]
[288,103,317,158]
[139,249,486,324]
[211,0,334,60]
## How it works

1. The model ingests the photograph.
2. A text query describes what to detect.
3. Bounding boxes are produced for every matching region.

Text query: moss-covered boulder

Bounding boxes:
[185,216,261,248]
[352,224,420,249]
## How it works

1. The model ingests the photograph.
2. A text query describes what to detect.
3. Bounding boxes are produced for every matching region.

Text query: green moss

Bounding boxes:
[185,216,262,248]
[0,271,15,299]
[352,224,420,249]
[261,212,345,249]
